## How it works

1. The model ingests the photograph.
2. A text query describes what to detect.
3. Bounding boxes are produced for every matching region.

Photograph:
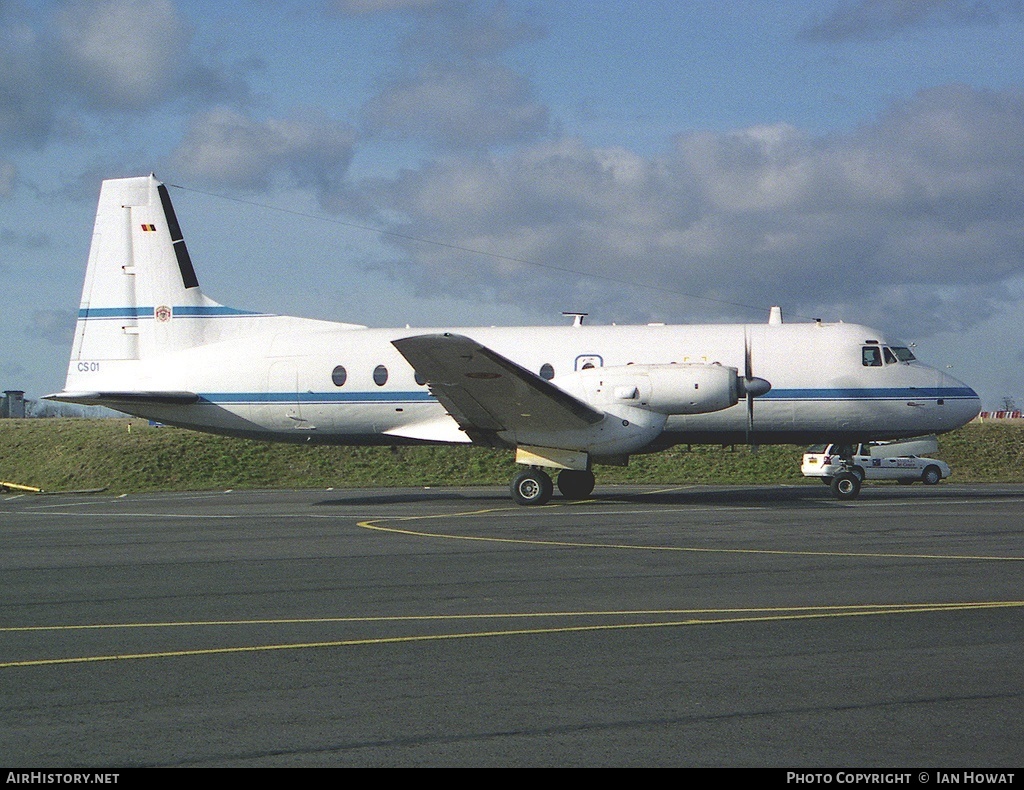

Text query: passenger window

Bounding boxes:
[539,363,554,380]
[331,365,347,387]
[414,371,427,386]
[862,347,882,367]
[373,365,388,386]
[883,348,898,364]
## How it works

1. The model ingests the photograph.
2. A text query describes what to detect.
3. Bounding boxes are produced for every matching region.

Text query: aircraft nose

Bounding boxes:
[941,371,981,428]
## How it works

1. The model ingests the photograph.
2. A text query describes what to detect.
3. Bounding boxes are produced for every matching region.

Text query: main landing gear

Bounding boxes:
[510,468,596,505]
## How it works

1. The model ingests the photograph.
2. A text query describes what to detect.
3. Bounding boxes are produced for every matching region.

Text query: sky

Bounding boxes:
[2,0,1023,410]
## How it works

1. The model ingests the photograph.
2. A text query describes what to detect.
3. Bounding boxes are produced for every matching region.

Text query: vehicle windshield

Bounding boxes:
[890,346,916,362]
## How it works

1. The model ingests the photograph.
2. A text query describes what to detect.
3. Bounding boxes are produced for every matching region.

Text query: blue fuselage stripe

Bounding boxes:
[190,388,976,406]
[78,306,267,319]
[198,392,436,404]
[761,387,977,400]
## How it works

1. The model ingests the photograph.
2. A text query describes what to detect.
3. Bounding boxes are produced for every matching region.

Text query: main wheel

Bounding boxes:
[922,466,942,485]
[557,469,595,500]
[511,468,553,505]
[830,471,861,500]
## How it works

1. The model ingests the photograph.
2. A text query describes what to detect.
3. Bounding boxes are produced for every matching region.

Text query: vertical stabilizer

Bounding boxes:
[70,175,226,369]
[61,175,347,398]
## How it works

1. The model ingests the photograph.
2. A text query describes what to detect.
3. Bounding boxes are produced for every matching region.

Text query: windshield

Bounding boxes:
[890,346,916,362]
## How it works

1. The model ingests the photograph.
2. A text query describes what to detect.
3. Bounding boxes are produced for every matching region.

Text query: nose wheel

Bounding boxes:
[830,471,862,500]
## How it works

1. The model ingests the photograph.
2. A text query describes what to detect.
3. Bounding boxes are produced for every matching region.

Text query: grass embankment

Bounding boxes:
[1,419,1021,494]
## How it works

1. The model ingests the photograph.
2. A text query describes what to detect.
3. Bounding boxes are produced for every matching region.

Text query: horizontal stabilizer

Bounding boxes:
[45,391,200,406]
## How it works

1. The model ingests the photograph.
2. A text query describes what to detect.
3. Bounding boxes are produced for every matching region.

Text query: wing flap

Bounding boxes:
[383,416,472,444]
[392,333,603,436]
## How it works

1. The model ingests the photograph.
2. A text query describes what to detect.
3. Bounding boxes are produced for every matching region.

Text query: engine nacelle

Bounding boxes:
[564,363,740,415]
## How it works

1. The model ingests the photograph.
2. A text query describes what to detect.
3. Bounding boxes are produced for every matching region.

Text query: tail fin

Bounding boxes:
[70,174,229,365]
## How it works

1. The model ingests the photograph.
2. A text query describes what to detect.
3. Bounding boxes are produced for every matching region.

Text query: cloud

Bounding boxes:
[0,229,50,250]
[363,61,548,148]
[171,107,357,200]
[56,0,193,110]
[348,84,1024,338]
[799,0,1024,42]
[0,0,249,147]
[361,1,548,149]
[0,161,15,198]
[0,226,50,272]
[400,1,545,59]
[0,3,60,146]
[334,0,454,12]
[26,309,77,347]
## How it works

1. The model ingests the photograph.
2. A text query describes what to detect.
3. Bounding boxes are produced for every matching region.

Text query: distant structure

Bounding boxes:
[977,410,1023,420]
[1,390,26,418]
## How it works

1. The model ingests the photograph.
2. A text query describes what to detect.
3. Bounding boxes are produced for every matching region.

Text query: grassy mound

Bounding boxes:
[1,418,1020,494]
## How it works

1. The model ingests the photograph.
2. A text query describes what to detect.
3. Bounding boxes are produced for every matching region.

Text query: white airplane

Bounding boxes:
[47,175,980,504]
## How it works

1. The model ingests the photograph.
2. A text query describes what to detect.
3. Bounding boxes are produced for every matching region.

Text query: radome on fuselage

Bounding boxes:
[48,175,980,504]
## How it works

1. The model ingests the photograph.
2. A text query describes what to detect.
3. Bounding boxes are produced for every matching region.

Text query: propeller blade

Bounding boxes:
[744,327,753,382]
[744,329,753,444]
[740,328,772,446]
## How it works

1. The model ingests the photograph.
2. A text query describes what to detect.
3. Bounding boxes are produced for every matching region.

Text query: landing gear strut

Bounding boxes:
[827,444,863,500]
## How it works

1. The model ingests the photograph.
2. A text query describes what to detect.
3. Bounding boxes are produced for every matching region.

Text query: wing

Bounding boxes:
[392,333,603,443]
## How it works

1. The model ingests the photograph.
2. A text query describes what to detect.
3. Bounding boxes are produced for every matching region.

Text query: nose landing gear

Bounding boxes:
[830,471,862,500]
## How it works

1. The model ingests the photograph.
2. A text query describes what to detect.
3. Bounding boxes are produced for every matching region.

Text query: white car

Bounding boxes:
[801,442,950,486]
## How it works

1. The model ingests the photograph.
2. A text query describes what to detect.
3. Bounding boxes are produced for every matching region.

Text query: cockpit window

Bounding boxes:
[891,346,916,362]
[862,347,882,367]
[883,347,898,364]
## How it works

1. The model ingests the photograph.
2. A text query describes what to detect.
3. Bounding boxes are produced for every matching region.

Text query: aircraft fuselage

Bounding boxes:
[69,317,977,448]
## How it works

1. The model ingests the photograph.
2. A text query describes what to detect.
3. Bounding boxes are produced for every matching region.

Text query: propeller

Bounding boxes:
[739,328,772,446]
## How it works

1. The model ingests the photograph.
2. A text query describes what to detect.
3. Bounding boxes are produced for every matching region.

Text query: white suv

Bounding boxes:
[801,442,950,486]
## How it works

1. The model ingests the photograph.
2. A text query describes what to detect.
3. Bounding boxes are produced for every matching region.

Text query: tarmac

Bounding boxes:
[1,483,1022,767]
